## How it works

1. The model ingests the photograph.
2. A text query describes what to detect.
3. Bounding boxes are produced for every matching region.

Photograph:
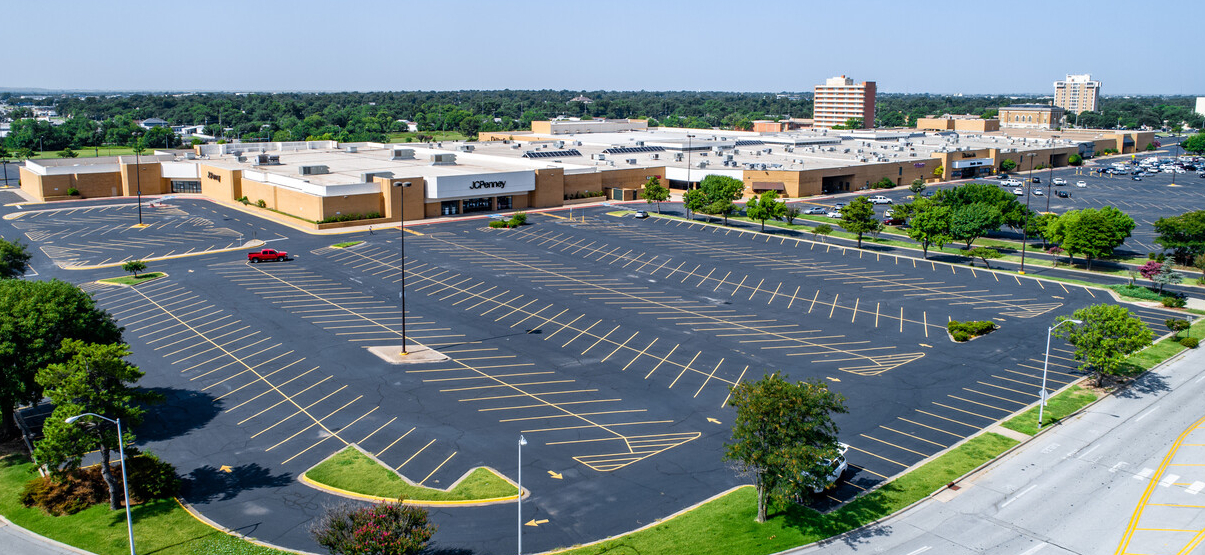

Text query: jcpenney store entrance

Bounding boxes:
[427,171,534,218]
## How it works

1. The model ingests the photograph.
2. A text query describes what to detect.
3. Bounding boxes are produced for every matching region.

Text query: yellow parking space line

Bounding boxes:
[849,463,889,480]
[396,439,436,471]
[622,338,658,372]
[860,434,929,457]
[419,452,458,486]
[928,403,995,422]
[602,332,639,363]
[947,395,1013,413]
[896,417,963,439]
[845,444,909,468]
[439,379,576,393]
[477,399,621,412]
[499,409,646,423]
[645,344,679,379]
[519,420,675,434]
[668,351,702,389]
[582,325,622,355]
[375,427,416,458]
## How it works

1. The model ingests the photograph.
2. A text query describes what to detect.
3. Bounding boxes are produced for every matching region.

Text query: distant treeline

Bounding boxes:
[1,90,1201,154]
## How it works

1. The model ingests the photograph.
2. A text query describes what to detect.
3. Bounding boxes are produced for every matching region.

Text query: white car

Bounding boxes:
[1012,188,1024,196]
[1032,188,1044,196]
[1052,177,1067,185]
[809,443,849,493]
[1076,181,1087,188]
[825,210,842,218]
[868,195,892,205]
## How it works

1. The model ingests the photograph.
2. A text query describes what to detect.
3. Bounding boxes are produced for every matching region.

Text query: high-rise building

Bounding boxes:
[1053,74,1101,114]
[1195,97,1205,117]
[813,76,875,129]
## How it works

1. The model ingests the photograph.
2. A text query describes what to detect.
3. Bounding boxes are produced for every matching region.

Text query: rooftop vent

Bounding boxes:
[252,154,281,166]
[361,171,394,182]
[431,153,457,166]
[391,148,415,160]
[458,145,475,153]
[345,146,358,153]
[298,165,329,176]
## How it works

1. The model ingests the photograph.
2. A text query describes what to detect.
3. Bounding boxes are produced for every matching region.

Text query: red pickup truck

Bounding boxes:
[247,248,289,263]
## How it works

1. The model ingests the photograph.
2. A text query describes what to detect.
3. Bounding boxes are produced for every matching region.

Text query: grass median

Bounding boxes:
[0,455,287,555]
[302,446,516,502]
[96,272,166,286]
[552,433,1017,555]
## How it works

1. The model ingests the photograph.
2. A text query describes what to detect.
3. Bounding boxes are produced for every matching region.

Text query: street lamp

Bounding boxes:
[1018,153,1036,274]
[1038,319,1082,430]
[685,134,696,190]
[132,130,143,226]
[395,181,412,355]
[517,435,527,555]
[65,413,135,555]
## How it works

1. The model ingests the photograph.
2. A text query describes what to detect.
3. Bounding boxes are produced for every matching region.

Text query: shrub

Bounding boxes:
[19,454,177,515]
[1181,337,1200,349]
[488,220,509,228]
[311,500,436,555]
[67,187,80,196]
[947,320,997,342]
[510,212,527,226]
[126,452,180,501]
[1161,296,1187,308]
[256,199,267,208]
[1107,284,1163,301]
[237,196,250,205]
[318,212,384,224]
[952,330,970,342]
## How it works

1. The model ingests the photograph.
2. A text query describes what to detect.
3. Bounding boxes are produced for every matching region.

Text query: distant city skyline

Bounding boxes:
[3,0,1201,96]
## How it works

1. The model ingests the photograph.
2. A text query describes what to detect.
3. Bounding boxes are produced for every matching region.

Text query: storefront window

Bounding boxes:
[171,180,201,193]
[441,200,460,216]
[496,196,512,210]
[463,197,492,213]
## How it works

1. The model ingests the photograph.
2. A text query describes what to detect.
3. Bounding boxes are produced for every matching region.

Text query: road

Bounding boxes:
[788,341,1205,555]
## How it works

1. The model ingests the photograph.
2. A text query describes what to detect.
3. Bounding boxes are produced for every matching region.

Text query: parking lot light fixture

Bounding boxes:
[1039,319,1082,430]
[1018,153,1036,274]
[395,181,412,355]
[65,413,135,555]
[518,435,527,555]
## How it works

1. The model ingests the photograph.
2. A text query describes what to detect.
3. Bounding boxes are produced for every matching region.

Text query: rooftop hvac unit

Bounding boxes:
[553,140,565,148]
[651,153,660,160]
[298,165,329,176]
[725,154,734,161]
[391,148,415,160]
[574,141,582,146]
[511,143,521,149]
[627,158,637,165]
[235,155,246,163]
[696,161,708,168]
[431,153,457,165]
[345,146,358,153]
[674,152,684,162]
[593,153,607,160]
[458,145,475,152]
[635,141,644,146]
[361,171,394,182]
[183,152,196,160]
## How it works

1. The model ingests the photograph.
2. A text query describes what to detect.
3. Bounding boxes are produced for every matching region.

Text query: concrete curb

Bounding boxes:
[0,515,99,555]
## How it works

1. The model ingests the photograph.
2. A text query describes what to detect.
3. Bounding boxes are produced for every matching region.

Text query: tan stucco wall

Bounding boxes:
[531,168,566,208]
[119,162,166,196]
[197,164,241,201]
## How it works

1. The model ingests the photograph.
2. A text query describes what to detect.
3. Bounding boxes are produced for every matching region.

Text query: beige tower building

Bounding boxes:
[1054,74,1101,114]
[813,76,876,129]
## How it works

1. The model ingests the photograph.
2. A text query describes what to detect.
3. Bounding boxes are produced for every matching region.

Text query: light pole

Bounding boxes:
[1038,319,1082,430]
[1018,153,1036,274]
[1046,155,1053,213]
[395,181,412,355]
[65,413,135,555]
[132,131,144,226]
[517,435,527,555]
[686,134,695,190]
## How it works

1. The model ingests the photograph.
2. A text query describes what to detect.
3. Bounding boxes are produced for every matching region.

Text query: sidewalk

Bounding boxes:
[0,516,97,555]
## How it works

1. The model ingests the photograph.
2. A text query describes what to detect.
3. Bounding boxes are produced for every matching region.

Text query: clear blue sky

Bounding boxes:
[5,0,1201,95]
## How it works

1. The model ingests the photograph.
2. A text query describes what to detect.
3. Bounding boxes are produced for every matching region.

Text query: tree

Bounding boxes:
[57,147,78,158]
[1154,210,1205,265]
[1194,253,1205,282]
[642,176,670,214]
[1152,264,1183,294]
[968,247,1001,268]
[813,223,833,243]
[35,341,155,510]
[1048,207,1135,270]
[932,165,944,179]
[694,175,746,225]
[122,260,147,278]
[1068,153,1083,166]
[839,197,878,248]
[683,188,707,221]
[744,190,785,232]
[0,238,32,279]
[1166,318,1191,339]
[903,200,952,258]
[0,280,123,439]
[701,198,737,225]
[871,177,895,189]
[311,500,436,555]
[949,202,1003,249]
[1054,305,1153,387]
[908,179,926,194]
[783,205,801,225]
[724,372,847,522]
[831,118,863,130]
[1181,132,1205,154]
[1000,158,1018,172]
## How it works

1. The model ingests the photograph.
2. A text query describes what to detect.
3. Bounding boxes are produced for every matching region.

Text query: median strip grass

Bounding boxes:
[96,272,166,286]
[552,433,1017,555]
[302,446,516,502]
[330,241,364,249]
[0,455,287,555]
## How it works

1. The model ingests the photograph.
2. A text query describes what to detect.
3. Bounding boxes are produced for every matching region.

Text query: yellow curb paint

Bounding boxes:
[298,473,521,506]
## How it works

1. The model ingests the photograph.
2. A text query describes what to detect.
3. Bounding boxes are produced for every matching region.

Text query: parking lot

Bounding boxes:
[3,193,1189,553]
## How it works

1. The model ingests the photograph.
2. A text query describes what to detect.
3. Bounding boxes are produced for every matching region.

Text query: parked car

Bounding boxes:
[883,216,905,226]
[869,195,892,205]
[247,248,288,263]
[809,443,849,493]
[1132,176,1142,181]
[1011,188,1024,196]
[1052,177,1067,185]
[1055,190,1070,198]
[1076,181,1087,188]
[633,210,649,219]
[803,206,827,215]
[1032,188,1044,196]
[825,210,842,218]
[1031,176,1041,183]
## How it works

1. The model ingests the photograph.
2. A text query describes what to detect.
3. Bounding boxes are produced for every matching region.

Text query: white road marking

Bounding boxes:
[904,547,931,555]
[1135,407,1159,421]
[1001,485,1036,508]
[1018,542,1048,555]
[1075,444,1101,460]
[1108,461,1129,473]
[1135,468,1154,480]
[1195,373,1205,384]
[1041,442,1060,454]
[1187,481,1205,495]
[1160,474,1180,487]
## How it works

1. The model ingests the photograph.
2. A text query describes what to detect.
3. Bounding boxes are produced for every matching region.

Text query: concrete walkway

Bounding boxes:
[0,516,97,555]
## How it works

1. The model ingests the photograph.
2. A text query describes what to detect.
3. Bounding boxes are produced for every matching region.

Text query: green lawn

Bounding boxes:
[386,131,468,143]
[553,433,1017,555]
[330,241,364,249]
[96,272,166,286]
[1001,385,1100,436]
[20,146,143,159]
[0,456,287,555]
[303,446,516,502]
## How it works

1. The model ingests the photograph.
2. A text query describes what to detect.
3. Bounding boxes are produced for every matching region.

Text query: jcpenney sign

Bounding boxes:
[429,171,534,200]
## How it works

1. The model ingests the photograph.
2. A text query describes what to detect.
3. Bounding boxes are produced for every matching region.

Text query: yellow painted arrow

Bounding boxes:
[219,465,233,473]
[706,417,722,424]
[825,376,841,382]
[548,471,563,480]
[525,519,548,527]
[919,343,933,348]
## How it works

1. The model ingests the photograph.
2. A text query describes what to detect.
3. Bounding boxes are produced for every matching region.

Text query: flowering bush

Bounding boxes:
[311,500,435,555]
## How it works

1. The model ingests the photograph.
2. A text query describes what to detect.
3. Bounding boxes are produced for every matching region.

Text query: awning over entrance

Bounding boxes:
[751,182,785,192]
